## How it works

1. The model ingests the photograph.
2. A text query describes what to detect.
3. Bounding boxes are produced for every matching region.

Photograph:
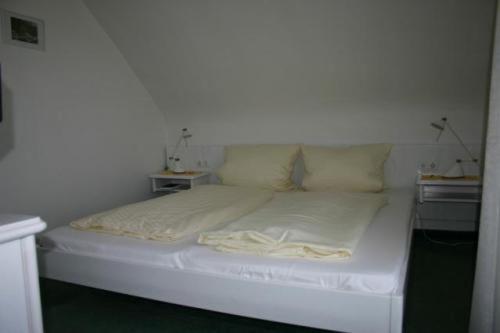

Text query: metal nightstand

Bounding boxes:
[416,175,482,204]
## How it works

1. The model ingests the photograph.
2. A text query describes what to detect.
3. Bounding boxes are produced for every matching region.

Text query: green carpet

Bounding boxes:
[40,231,477,333]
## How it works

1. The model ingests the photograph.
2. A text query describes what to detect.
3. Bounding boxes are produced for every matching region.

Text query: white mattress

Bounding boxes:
[38,188,414,295]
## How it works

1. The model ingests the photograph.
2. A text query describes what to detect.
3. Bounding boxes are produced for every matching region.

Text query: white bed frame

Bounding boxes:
[37,157,416,333]
[37,212,413,333]
[38,250,406,333]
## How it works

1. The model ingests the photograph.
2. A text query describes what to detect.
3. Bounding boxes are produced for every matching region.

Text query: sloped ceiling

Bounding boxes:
[84,0,495,145]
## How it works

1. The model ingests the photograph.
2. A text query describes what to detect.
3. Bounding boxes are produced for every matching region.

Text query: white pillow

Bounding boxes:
[217,144,300,191]
[301,144,392,192]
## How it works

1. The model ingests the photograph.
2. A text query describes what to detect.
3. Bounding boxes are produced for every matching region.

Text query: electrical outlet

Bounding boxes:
[203,160,209,168]
[197,160,202,168]
[418,162,439,176]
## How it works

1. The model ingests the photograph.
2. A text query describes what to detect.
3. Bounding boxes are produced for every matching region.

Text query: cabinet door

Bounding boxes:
[0,236,43,333]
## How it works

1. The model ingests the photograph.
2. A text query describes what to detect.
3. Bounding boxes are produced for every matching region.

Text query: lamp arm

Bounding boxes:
[171,135,184,159]
[444,122,478,164]
[435,128,443,142]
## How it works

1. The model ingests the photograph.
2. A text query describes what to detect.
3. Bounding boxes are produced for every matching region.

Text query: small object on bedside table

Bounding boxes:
[172,158,185,173]
[442,159,465,179]
[149,171,209,194]
[416,174,482,204]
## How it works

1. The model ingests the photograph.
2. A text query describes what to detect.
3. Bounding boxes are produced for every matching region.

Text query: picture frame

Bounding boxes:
[1,10,44,51]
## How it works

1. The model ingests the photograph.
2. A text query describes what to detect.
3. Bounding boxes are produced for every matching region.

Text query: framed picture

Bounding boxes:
[1,10,44,51]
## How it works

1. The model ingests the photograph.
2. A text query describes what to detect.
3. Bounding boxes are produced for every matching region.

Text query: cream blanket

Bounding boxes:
[198,191,387,259]
[71,185,273,242]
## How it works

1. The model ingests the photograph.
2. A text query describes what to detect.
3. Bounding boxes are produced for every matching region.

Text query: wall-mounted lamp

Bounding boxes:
[166,128,192,173]
[430,117,478,178]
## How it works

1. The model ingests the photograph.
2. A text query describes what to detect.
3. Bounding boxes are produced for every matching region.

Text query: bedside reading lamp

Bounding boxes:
[430,117,479,178]
[167,128,192,173]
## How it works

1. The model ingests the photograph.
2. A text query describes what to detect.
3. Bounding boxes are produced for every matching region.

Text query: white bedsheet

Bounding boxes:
[38,188,414,295]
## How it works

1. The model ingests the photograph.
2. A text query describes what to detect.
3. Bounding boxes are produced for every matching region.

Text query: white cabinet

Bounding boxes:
[416,175,482,203]
[149,172,210,194]
[415,176,482,231]
[0,215,46,333]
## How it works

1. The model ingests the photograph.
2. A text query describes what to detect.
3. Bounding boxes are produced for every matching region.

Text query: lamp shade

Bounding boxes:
[443,161,465,178]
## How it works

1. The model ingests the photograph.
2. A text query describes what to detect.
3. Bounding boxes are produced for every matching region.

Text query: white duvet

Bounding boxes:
[70,185,273,242]
[198,191,387,259]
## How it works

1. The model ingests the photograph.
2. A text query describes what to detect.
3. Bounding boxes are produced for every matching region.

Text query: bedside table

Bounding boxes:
[416,175,482,203]
[149,171,210,194]
[416,175,482,231]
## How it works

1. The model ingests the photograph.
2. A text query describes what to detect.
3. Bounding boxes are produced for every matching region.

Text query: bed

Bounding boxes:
[37,187,414,333]
[37,143,414,333]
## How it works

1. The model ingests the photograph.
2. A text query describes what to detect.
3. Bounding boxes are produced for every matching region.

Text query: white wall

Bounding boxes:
[83,0,494,232]
[84,0,495,151]
[0,0,167,228]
